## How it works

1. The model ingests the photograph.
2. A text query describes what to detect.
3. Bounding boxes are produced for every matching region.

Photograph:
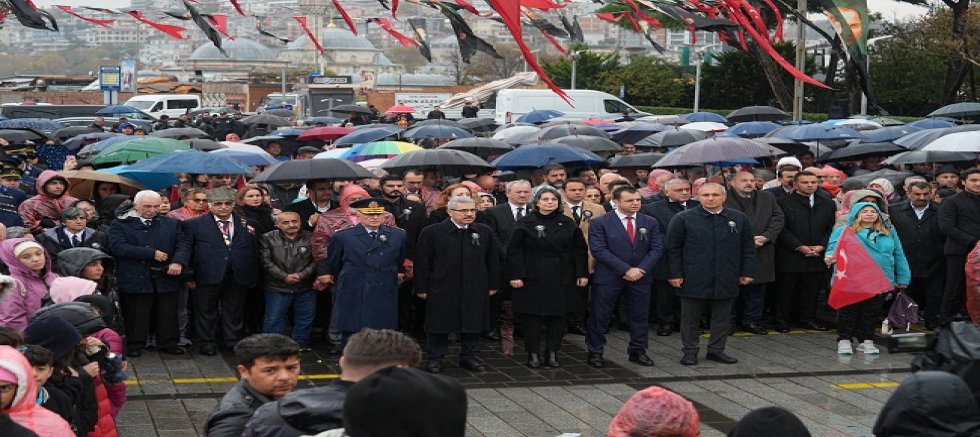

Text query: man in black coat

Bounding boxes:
[414,196,500,374]
[380,175,428,335]
[938,168,980,323]
[484,179,533,340]
[889,181,946,328]
[774,171,835,332]
[108,190,191,356]
[182,187,262,356]
[285,179,339,231]
[641,178,699,336]
[37,206,110,262]
[667,183,755,366]
[763,168,798,200]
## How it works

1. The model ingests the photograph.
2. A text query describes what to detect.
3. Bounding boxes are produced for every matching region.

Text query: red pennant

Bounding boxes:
[331,0,357,35]
[828,228,894,309]
[206,14,234,40]
[293,16,326,57]
[128,11,186,39]
[486,0,570,104]
[541,30,567,54]
[56,5,116,28]
[369,18,419,48]
[759,0,783,41]
[229,0,245,16]
[520,0,565,10]
[392,0,399,18]
[622,0,661,28]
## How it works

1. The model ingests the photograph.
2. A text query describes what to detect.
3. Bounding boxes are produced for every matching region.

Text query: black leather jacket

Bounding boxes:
[242,380,354,437]
[260,229,316,292]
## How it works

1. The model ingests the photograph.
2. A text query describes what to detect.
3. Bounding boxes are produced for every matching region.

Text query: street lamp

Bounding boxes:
[570,51,581,90]
[860,35,894,115]
[692,43,722,113]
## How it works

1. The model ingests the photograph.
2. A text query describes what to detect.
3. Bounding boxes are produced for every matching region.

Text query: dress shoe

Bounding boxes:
[425,360,442,374]
[459,358,485,372]
[773,323,791,333]
[587,352,604,368]
[127,348,142,358]
[199,345,218,356]
[680,352,698,365]
[656,325,673,336]
[545,352,560,368]
[628,352,655,366]
[159,346,185,355]
[743,324,769,335]
[527,353,541,369]
[799,321,829,331]
[483,330,501,341]
[706,351,739,364]
[567,324,587,336]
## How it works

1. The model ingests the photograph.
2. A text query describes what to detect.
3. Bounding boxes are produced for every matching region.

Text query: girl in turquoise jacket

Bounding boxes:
[825,202,911,355]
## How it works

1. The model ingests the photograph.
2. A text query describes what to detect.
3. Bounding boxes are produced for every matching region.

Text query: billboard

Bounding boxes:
[120,60,136,93]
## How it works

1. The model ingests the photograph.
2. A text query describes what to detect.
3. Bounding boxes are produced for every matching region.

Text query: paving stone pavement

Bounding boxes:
[117,328,913,437]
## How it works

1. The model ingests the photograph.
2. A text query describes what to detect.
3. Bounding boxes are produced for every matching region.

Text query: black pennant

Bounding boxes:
[7,0,58,31]
[428,1,501,63]
[559,13,584,43]
[408,18,432,62]
[256,20,292,44]
[182,0,226,56]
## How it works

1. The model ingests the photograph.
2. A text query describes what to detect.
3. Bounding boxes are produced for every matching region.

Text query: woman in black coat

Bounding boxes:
[507,186,588,368]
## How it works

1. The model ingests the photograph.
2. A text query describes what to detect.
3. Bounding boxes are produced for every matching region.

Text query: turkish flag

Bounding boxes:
[828,228,894,310]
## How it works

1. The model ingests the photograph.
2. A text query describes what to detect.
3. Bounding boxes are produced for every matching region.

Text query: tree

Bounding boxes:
[698,42,817,110]
[466,44,525,82]
[385,46,428,73]
[541,43,620,89]
[599,56,685,106]
[918,6,980,103]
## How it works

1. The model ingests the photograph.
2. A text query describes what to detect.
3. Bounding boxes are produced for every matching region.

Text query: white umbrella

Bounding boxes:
[834,119,883,131]
[211,142,279,166]
[921,131,980,153]
[681,121,729,132]
[314,148,350,159]
[356,158,389,170]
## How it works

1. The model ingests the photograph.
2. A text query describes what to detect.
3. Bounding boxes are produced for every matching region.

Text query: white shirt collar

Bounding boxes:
[615,209,634,221]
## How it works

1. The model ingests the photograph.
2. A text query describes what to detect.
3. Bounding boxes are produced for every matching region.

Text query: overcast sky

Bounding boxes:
[33,0,933,21]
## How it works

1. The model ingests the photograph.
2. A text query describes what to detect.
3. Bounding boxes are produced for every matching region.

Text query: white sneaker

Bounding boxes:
[856,340,880,354]
[837,340,853,355]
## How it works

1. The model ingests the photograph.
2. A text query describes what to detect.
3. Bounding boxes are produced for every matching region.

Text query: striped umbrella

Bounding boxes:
[340,141,422,162]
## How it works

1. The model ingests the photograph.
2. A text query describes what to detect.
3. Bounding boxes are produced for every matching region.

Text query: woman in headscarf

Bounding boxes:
[0,345,74,437]
[825,202,910,355]
[506,186,588,368]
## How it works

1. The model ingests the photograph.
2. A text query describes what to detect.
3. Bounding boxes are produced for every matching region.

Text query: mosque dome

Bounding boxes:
[190,38,278,61]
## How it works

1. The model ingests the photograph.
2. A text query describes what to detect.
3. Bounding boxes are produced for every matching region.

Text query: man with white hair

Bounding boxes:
[109,190,192,356]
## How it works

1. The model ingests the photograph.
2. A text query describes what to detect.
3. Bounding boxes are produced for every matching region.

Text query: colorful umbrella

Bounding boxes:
[296,126,356,142]
[91,137,190,165]
[340,141,422,162]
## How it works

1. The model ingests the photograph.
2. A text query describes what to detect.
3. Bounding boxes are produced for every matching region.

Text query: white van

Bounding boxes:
[493,89,649,124]
[124,94,202,119]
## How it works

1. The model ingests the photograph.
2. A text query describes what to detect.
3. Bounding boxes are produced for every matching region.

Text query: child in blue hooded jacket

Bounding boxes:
[825,202,911,355]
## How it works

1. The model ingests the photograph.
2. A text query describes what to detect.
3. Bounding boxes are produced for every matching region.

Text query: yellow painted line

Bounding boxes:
[832,382,900,390]
[123,373,340,385]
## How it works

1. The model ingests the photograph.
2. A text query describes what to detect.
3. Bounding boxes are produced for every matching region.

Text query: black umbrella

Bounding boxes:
[182,138,226,151]
[653,137,783,168]
[63,132,120,153]
[894,124,980,150]
[636,128,708,148]
[401,125,473,140]
[608,152,666,169]
[250,158,375,183]
[755,137,810,155]
[413,119,471,130]
[188,107,240,117]
[848,169,913,186]
[458,118,499,132]
[535,122,610,140]
[611,123,669,144]
[334,126,404,145]
[882,150,975,165]
[439,137,513,158]
[860,125,923,143]
[727,105,789,122]
[0,128,50,143]
[265,109,296,118]
[240,113,290,127]
[380,149,491,175]
[149,127,210,139]
[928,102,980,119]
[330,104,372,115]
[822,142,907,162]
[52,126,102,140]
[551,135,622,154]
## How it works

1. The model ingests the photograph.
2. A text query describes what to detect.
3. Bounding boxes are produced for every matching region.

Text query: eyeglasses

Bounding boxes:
[451,208,477,214]
[189,198,208,203]
[0,384,15,393]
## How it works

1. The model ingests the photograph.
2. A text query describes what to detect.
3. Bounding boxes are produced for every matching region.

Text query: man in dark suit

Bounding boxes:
[587,186,663,368]
[109,190,191,356]
[889,181,945,329]
[774,171,835,332]
[182,187,262,355]
[38,206,110,261]
[763,168,798,200]
[322,199,407,345]
[285,179,340,231]
[484,180,532,341]
[380,175,428,335]
[641,178,699,336]
[938,168,980,323]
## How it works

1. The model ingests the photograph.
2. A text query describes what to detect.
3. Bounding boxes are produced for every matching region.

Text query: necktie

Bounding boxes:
[626,216,635,243]
[369,231,378,240]
[219,220,231,245]
[71,235,81,247]
[572,205,581,224]
[516,207,525,220]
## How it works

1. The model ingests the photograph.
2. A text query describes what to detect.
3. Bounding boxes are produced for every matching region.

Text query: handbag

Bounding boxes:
[887,290,919,332]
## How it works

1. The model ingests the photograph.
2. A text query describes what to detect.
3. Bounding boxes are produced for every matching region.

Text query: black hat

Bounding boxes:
[350,197,389,215]
[728,406,812,437]
[343,367,467,437]
[0,166,22,179]
[295,146,321,155]
[935,164,960,177]
[0,155,23,167]
[24,316,82,362]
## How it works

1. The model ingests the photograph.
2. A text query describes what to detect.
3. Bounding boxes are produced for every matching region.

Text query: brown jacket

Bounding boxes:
[562,200,605,272]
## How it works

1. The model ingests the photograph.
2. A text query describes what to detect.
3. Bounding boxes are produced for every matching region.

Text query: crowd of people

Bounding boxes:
[0,107,978,435]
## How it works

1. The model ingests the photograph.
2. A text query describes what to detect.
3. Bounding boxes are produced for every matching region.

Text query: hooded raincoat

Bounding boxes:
[0,238,59,331]
[16,170,78,234]
[0,345,74,437]
[873,371,980,436]
[826,202,911,287]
